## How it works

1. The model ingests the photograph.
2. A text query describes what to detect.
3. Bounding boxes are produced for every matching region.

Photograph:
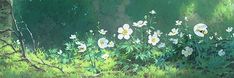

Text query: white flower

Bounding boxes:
[136,38,141,44]
[175,20,182,26]
[89,30,94,35]
[78,43,87,52]
[169,38,178,44]
[149,10,156,14]
[188,34,192,39]
[98,38,109,49]
[214,32,218,36]
[16,40,20,44]
[118,24,133,40]
[133,20,148,27]
[57,50,63,55]
[148,33,160,46]
[184,17,188,21]
[194,23,208,37]
[182,46,193,57]
[69,35,77,39]
[168,28,179,36]
[98,29,107,35]
[89,30,93,33]
[198,40,203,44]
[157,43,165,48]
[217,37,223,40]
[226,27,233,33]
[218,49,225,56]
[108,41,115,47]
[179,32,184,38]
[146,29,152,34]
[102,54,109,59]
[209,36,214,40]
[133,38,141,44]
[154,30,163,37]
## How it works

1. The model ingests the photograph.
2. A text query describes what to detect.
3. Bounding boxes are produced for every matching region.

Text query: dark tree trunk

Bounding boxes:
[0,0,12,38]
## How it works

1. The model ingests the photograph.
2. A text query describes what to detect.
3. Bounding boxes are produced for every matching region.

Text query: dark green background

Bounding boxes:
[13,0,234,49]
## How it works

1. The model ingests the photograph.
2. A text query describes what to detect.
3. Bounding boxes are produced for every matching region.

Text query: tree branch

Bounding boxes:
[0,0,66,73]
[0,38,17,52]
[25,25,36,51]
[0,29,12,34]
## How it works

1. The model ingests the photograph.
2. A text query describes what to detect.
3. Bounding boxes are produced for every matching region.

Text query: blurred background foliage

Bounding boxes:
[0,0,234,78]
[0,0,12,39]
[13,0,234,49]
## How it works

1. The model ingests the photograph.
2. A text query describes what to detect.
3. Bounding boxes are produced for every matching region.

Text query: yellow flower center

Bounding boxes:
[78,46,85,52]
[80,47,84,50]
[122,29,129,35]
[100,41,105,45]
[152,37,158,43]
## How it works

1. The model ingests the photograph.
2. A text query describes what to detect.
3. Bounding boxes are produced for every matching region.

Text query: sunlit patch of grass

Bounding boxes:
[212,0,234,21]
[181,0,196,17]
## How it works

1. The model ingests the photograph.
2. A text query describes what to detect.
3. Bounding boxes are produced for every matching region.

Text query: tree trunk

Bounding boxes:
[0,0,12,38]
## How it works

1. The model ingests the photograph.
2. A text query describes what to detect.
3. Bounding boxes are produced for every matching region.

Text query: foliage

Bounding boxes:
[1,8,234,78]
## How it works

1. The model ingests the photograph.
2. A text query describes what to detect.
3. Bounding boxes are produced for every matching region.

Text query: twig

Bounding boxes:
[1,0,65,73]
[0,44,9,49]
[0,51,18,56]
[24,21,64,73]
[0,51,18,58]
[0,38,17,52]
[32,59,65,73]
[25,25,36,51]
[0,29,12,34]
[9,1,44,71]
[21,57,45,71]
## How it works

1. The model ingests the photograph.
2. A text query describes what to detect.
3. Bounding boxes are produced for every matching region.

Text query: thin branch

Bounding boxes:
[0,51,18,58]
[0,44,9,49]
[2,0,65,73]
[24,22,64,73]
[32,59,64,73]
[25,25,36,51]
[21,57,45,71]
[9,1,44,71]
[23,16,64,73]
[0,29,12,34]
[0,38,17,52]
[0,38,44,71]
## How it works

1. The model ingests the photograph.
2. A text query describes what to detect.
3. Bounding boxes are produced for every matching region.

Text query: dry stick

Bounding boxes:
[5,1,64,73]
[0,38,17,52]
[9,2,44,71]
[32,59,65,73]
[0,44,8,49]
[13,21,44,71]
[0,51,18,59]
[25,25,36,51]
[25,25,65,73]
[0,30,43,70]
[0,39,19,58]
[0,29,12,34]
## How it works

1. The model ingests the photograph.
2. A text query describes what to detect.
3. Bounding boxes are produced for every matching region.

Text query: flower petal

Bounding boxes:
[124,35,130,40]
[128,28,133,35]
[118,27,123,33]
[118,34,124,39]
[123,24,129,29]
